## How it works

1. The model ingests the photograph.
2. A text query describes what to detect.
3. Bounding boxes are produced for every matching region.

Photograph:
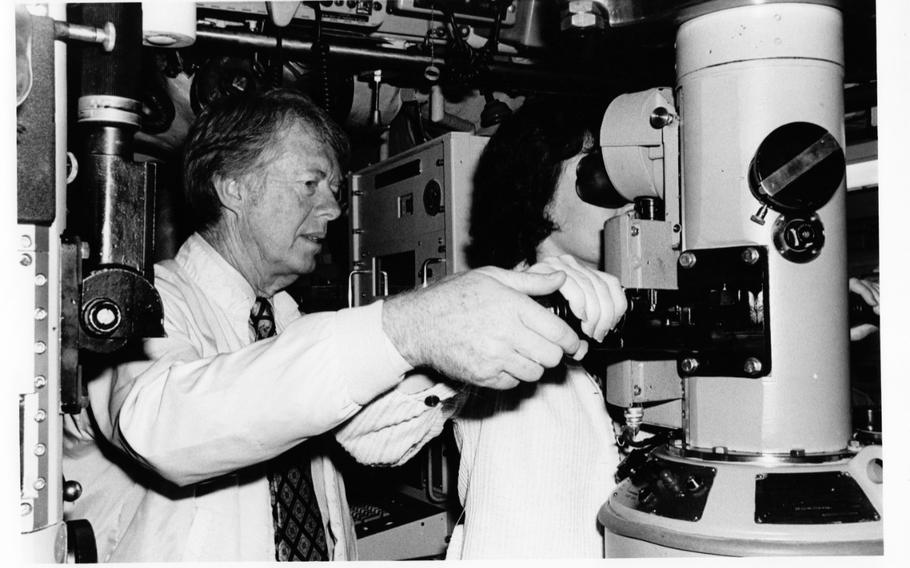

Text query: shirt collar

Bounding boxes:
[176,233,258,315]
[175,233,300,329]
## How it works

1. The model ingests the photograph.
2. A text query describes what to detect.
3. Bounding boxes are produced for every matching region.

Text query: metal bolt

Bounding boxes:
[34,341,47,354]
[673,224,681,233]
[672,439,683,448]
[20,253,33,266]
[847,439,862,451]
[20,235,33,249]
[630,226,640,237]
[34,409,47,422]
[34,376,47,389]
[649,107,674,129]
[632,385,642,396]
[96,21,116,52]
[21,503,33,516]
[678,252,697,269]
[750,205,769,226]
[80,242,91,260]
[680,357,699,374]
[34,444,47,457]
[741,247,760,265]
[713,446,728,455]
[34,478,47,491]
[744,357,763,375]
[34,308,48,321]
[35,274,47,286]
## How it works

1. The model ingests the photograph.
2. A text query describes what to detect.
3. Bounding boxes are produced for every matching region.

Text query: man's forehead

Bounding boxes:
[268,125,340,170]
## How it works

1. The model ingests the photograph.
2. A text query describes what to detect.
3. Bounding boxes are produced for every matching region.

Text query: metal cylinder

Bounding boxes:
[676,3,849,453]
[75,3,142,102]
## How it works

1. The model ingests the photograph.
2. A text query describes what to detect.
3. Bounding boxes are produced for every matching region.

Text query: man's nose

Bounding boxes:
[320,189,342,220]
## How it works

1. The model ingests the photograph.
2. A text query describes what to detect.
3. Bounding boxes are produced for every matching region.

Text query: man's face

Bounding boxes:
[237,123,342,282]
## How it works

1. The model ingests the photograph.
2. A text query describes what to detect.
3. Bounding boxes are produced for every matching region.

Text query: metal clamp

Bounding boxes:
[346,268,389,307]
[420,258,445,287]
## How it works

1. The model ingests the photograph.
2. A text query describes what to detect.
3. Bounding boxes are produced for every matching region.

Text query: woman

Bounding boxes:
[446,97,627,559]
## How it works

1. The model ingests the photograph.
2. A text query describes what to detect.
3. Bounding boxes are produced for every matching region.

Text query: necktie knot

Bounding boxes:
[250,297,276,340]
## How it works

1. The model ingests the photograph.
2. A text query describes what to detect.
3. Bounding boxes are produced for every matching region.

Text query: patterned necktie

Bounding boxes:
[250,297,329,561]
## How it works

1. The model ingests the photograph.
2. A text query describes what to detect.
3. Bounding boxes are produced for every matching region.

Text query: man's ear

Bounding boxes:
[213,175,244,215]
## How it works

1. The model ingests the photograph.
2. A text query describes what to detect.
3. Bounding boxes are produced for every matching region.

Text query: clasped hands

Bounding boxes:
[383,255,626,390]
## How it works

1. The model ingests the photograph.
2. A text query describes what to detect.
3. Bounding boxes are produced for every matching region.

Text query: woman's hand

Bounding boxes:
[849,276,880,341]
[528,255,627,347]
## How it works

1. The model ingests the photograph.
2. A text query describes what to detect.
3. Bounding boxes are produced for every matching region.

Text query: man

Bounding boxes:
[63,88,625,562]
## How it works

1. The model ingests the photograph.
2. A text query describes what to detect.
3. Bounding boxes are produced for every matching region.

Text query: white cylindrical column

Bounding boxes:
[677,2,850,453]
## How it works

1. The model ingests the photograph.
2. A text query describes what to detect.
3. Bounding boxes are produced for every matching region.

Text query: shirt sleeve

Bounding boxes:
[88,287,414,487]
[334,372,467,467]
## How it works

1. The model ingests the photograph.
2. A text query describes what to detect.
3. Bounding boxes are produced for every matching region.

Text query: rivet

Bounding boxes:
[680,357,699,373]
[34,376,47,389]
[34,409,47,422]
[744,357,763,375]
[34,444,47,457]
[34,341,47,354]
[34,478,47,491]
[678,252,697,269]
[741,247,760,265]
[35,308,48,321]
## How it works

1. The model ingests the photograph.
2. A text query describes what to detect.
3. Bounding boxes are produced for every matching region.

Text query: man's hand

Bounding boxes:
[850,277,880,341]
[527,255,627,346]
[382,267,583,390]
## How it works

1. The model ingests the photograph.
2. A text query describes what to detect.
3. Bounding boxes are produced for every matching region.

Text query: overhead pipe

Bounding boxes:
[195,27,616,96]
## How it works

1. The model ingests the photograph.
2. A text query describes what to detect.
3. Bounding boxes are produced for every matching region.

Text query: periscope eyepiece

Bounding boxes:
[575,151,630,209]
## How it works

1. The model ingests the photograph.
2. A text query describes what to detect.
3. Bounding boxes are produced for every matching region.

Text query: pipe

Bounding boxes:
[195,27,615,95]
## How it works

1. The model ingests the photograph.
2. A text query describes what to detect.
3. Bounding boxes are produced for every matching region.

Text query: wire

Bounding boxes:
[312,2,332,116]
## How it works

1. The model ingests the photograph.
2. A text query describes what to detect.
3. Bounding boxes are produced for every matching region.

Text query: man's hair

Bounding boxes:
[182,88,350,232]
[466,96,606,269]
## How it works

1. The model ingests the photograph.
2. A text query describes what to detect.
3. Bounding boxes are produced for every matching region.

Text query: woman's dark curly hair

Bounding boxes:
[466,96,606,269]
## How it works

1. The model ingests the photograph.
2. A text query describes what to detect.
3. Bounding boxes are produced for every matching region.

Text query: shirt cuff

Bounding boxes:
[336,300,414,405]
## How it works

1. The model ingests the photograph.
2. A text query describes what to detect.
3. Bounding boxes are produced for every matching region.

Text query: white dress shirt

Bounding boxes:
[63,233,459,562]
[446,363,621,559]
